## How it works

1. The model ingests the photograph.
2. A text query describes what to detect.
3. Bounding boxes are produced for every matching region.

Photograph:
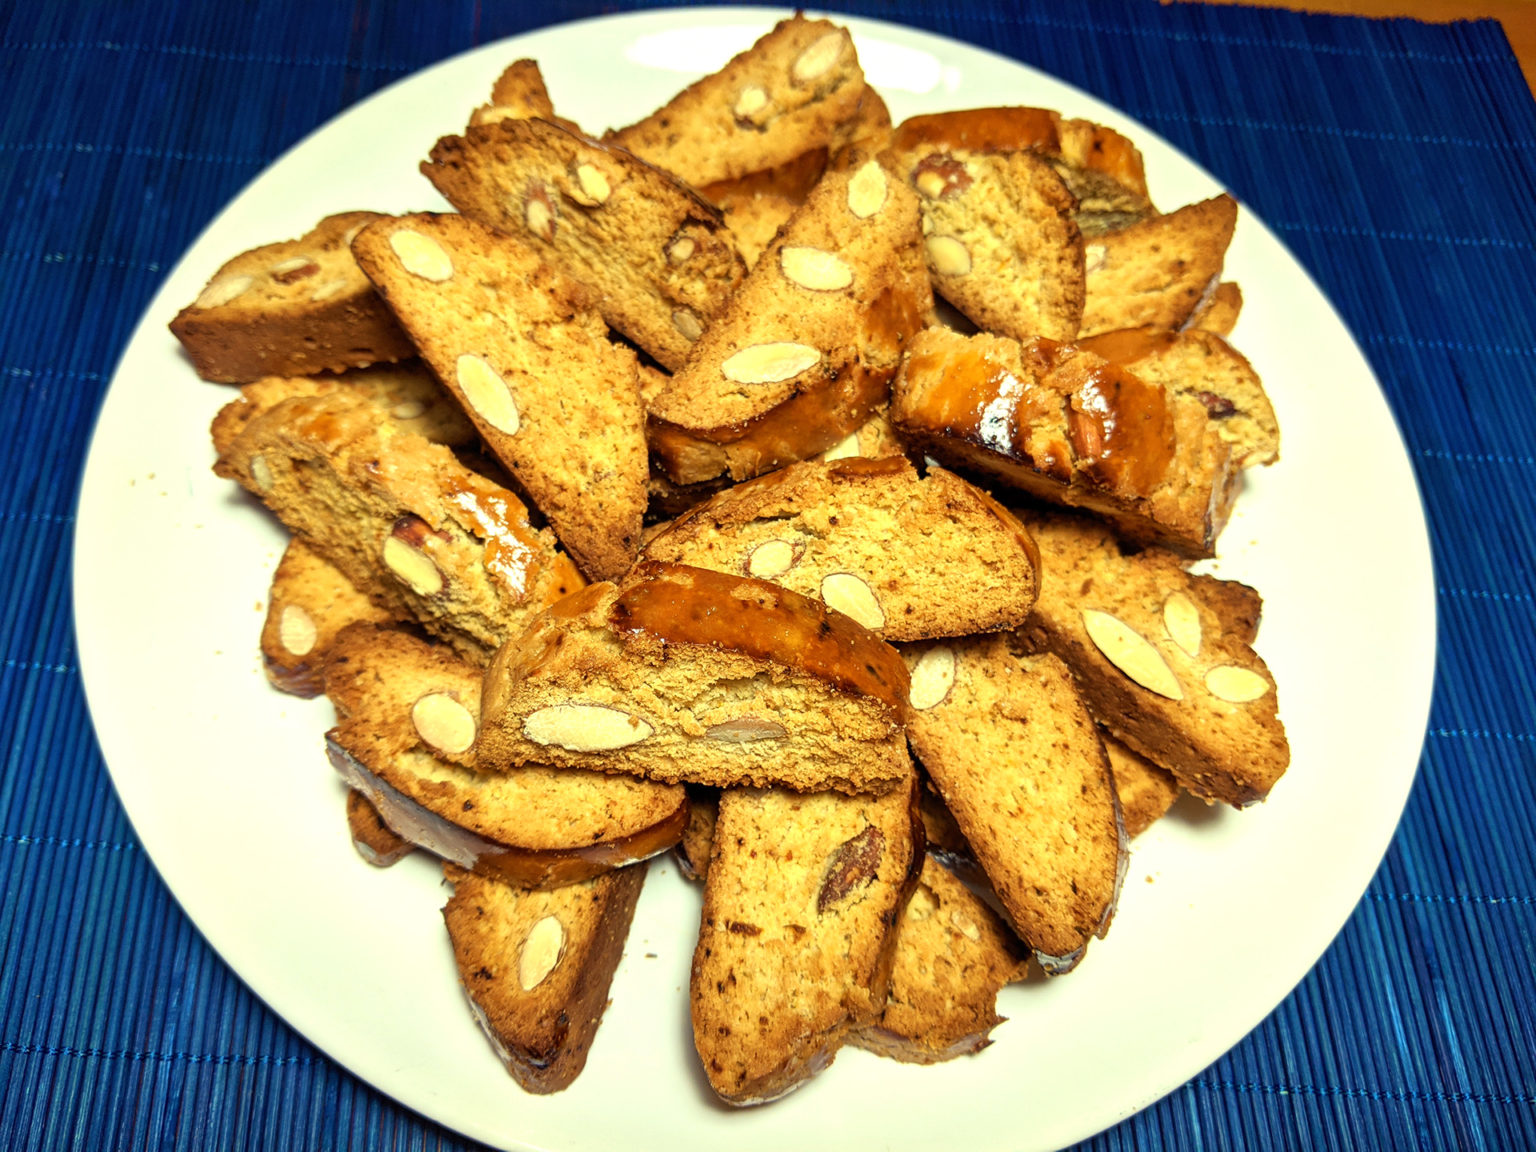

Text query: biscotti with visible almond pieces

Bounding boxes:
[171,212,417,383]
[606,15,869,189]
[646,153,932,485]
[891,326,1239,558]
[850,855,1030,1064]
[1081,195,1238,336]
[443,860,647,1093]
[352,212,648,580]
[259,537,394,697]
[641,455,1041,641]
[902,635,1127,974]
[423,117,746,371]
[346,788,416,867]
[690,767,923,1104]
[1015,508,1289,807]
[324,624,688,888]
[212,386,583,665]
[476,563,912,796]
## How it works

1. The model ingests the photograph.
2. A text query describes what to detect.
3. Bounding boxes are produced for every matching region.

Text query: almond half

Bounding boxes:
[1082,609,1183,700]
[455,354,521,435]
[523,703,654,752]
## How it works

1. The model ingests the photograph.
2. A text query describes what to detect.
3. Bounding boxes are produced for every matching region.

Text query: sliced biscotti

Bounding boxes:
[346,788,416,867]
[815,405,907,462]
[1103,733,1181,838]
[1189,281,1243,337]
[477,563,912,796]
[640,455,1041,641]
[903,636,1127,974]
[606,15,869,189]
[691,768,923,1104]
[1015,509,1289,807]
[422,117,746,371]
[850,855,1030,1065]
[889,136,1085,343]
[352,212,648,580]
[467,58,577,131]
[212,387,582,665]
[324,624,687,888]
[443,860,647,1094]
[646,154,932,485]
[1080,326,1279,468]
[171,211,416,383]
[891,326,1239,558]
[1081,195,1238,337]
[260,537,394,697]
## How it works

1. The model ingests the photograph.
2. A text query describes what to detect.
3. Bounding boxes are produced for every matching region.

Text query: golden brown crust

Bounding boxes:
[1102,733,1182,838]
[260,537,394,697]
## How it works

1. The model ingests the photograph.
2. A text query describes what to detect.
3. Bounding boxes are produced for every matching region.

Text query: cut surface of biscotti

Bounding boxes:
[1081,195,1238,336]
[443,860,646,1094]
[891,326,1239,558]
[170,211,416,383]
[889,136,1085,343]
[468,58,571,130]
[352,212,647,580]
[850,855,1030,1064]
[1188,280,1242,337]
[1080,326,1279,468]
[606,15,869,189]
[423,117,746,371]
[903,636,1127,974]
[324,624,688,888]
[690,769,922,1104]
[646,154,932,485]
[476,563,911,796]
[212,387,582,665]
[1015,509,1289,806]
[641,455,1041,641]
[1103,732,1182,838]
[260,537,394,697]
[346,788,417,867]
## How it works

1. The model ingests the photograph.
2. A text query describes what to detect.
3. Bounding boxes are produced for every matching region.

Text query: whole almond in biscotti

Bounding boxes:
[641,455,1041,642]
[606,15,869,189]
[170,211,417,383]
[322,624,687,889]
[646,152,932,486]
[1080,194,1238,336]
[422,117,745,371]
[442,860,647,1094]
[352,212,648,581]
[690,767,922,1104]
[476,564,912,797]
[891,326,1239,558]
[901,634,1127,975]
[1014,508,1288,807]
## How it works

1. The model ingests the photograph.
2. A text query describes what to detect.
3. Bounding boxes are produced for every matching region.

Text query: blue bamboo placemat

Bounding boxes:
[1,0,1532,1148]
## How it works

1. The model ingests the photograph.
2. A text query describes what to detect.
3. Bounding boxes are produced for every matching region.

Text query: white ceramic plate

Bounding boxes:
[74,8,1435,1151]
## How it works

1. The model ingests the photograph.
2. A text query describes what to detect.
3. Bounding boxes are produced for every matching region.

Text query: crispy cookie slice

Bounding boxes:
[423,117,746,371]
[345,789,416,867]
[902,635,1127,974]
[443,860,647,1093]
[466,58,582,132]
[641,455,1041,641]
[171,211,416,383]
[1103,732,1182,838]
[260,537,394,698]
[1015,509,1289,807]
[477,563,912,796]
[353,213,647,580]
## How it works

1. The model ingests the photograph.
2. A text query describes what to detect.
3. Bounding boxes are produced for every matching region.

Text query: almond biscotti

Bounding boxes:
[324,624,688,888]
[259,537,393,697]
[345,789,416,867]
[352,212,648,580]
[171,211,416,383]
[1103,732,1182,838]
[606,15,869,189]
[476,563,912,796]
[646,154,932,485]
[212,386,583,664]
[640,455,1041,641]
[1015,509,1289,807]
[902,636,1127,974]
[443,860,647,1093]
[690,768,923,1104]
[891,326,1239,558]
[423,117,746,371]
[467,58,575,130]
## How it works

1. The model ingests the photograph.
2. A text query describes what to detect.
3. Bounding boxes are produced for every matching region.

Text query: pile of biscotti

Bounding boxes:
[186,15,1289,1104]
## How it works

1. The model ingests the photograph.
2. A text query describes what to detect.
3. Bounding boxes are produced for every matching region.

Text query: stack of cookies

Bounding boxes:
[187,14,1287,1105]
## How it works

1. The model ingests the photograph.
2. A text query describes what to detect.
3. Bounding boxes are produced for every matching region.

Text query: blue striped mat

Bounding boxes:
[1,0,1532,1148]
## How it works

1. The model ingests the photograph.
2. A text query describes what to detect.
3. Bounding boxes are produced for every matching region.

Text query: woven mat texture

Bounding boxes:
[1,0,1532,1148]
